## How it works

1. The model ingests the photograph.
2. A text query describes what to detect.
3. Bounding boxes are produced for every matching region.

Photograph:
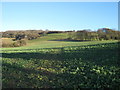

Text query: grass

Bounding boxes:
[1,33,120,88]
[2,33,118,50]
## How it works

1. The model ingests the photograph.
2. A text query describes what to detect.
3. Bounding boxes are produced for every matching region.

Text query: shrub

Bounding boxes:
[13,40,26,47]
[2,43,9,47]
[13,42,20,47]
[2,42,14,47]
[17,40,26,46]
[2,40,27,47]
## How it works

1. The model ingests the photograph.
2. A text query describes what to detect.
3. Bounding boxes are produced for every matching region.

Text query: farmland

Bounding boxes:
[1,33,120,88]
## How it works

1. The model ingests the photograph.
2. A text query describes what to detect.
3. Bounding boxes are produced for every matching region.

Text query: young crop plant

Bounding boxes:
[1,34,119,88]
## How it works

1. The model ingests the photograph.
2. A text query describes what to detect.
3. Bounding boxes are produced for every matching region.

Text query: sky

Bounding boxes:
[1,2,118,31]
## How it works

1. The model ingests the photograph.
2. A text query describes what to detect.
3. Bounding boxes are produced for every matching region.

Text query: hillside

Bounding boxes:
[2,33,118,50]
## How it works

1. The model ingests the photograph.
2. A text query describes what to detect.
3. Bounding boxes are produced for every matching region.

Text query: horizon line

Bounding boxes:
[1,28,118,32]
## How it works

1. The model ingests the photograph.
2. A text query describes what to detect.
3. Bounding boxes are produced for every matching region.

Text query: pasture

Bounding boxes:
[1,33,120,88]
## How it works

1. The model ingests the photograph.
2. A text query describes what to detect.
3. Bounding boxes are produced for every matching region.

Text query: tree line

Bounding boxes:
[1,28,120,41]
[1,30,64,40]
[68,28,120,41]
[1,28,120,47]
[1,30,64,47]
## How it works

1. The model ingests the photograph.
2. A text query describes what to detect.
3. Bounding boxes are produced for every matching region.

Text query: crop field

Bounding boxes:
[1,33,120,88]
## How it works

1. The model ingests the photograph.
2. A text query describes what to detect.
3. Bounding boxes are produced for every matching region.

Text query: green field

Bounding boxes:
[1,33,120,88]
[2,33,118,50]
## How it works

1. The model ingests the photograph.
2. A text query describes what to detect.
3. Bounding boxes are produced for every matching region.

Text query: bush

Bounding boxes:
[13,42,20,47]
[13,40,26,47]
[2,40,27,47]
[2,42,14,47]
[17,40,26,46]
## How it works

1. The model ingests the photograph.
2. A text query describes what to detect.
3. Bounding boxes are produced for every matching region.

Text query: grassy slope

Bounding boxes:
[2,33,118,50]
